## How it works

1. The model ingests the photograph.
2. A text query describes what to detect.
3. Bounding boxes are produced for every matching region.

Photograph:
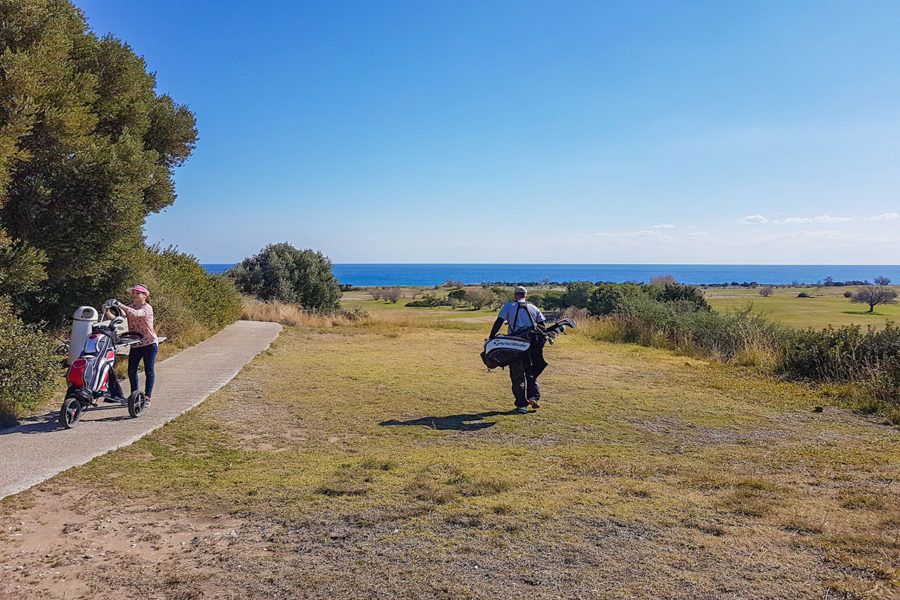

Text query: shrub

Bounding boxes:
[528,290,565,310]
[581,282,900,421]
[759,286,774,297]
[797,292,810,298]
[843,291,853,298]
[491,287,514,305]
[649,274,677,286]
[141,246,242,344]
[585,282,709,316]
[0,297,58,425]
[406,295,452,308]
[447,289,467,302]
[562,281,595,308]
[656,283,710,311]
[593,295,784,364]
[779,323,900,381]
[228,243,341,312]
[586,282,645,316]
[464,288,495,309]
[382,288,402,303]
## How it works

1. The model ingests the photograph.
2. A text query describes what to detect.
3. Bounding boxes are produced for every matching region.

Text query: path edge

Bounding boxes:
[0,321,282,501]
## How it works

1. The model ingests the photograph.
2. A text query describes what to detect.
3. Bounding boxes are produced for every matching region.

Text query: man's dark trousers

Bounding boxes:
[509,355,540,408]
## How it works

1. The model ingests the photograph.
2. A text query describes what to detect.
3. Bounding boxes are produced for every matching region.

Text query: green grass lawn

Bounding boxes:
[704,285,900,329]
[2,301,897,599]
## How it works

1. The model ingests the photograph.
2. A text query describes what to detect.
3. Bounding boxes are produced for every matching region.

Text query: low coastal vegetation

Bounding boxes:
[571,280,899,423]
[365,279,900,423]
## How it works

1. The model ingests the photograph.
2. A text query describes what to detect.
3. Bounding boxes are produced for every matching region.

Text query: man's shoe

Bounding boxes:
[515,405,528,414]
[528,398,540,409]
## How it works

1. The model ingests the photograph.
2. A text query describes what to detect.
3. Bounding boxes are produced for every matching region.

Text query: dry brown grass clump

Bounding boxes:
[241,298,368,328]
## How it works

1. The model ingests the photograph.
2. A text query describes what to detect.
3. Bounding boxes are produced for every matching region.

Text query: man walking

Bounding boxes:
[488,286,548,413]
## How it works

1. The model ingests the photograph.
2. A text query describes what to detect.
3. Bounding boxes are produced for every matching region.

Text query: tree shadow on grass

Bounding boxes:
[379,410,519,431]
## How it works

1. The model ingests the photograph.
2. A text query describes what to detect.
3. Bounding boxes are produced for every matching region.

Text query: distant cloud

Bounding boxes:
[740,214,768,225]
[781,215,852,224]
[653,224,675,229]
[870,212,899,221]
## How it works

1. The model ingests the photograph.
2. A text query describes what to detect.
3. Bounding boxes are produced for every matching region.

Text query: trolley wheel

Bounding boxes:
[127,391,146,418]
[59,397,83,429]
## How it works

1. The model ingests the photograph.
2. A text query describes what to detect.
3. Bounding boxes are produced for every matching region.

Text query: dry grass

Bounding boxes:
[241,297,364,328]
[2,300,899,599]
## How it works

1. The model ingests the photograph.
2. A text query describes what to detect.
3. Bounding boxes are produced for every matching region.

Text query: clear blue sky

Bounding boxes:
[76,0,900,264]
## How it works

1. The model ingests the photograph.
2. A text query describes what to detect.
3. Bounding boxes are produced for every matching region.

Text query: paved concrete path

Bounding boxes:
[0,320,282,500]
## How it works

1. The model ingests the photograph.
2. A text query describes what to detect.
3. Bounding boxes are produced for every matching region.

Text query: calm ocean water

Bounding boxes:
[202,264,900,286]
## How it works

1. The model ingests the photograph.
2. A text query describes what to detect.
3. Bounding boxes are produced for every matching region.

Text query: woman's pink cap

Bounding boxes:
[127,284,150,295]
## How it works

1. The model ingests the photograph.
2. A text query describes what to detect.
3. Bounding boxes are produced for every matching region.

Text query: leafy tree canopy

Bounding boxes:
[851,285,898,313]
[228,243,342,312]
[0,0,197,321]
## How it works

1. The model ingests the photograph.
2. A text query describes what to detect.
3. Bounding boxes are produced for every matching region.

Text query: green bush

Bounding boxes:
[583,280,900,421]
[491,287,514,305]
[447,289,467,302]
[0,297,57,425]
[528,290,565,310]
[228,243,341,312]
[406,294,452,308]
[141,246,242,344]
[562,281,595,308]
[586,282,650,315]
[656,283,710,311]
[586,282,709,316]
[779,323,900,382]
[464,288,495,309]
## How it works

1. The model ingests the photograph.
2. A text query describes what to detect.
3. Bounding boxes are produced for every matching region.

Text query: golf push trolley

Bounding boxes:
[59,300,148,429]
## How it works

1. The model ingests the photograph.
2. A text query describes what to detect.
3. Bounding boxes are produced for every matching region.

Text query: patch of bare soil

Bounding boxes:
[0,486,248,600]
[0,488,863,600]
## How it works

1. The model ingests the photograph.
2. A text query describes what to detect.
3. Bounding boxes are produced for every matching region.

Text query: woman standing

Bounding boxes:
[120,284,159,406]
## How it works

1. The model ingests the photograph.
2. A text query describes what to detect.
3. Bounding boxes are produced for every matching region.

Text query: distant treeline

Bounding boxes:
[479,279,880,288]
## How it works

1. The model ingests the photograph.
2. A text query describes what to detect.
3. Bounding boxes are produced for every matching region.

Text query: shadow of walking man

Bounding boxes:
[379,410,519,431]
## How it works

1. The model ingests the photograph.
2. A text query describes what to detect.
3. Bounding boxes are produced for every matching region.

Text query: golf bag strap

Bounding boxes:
[514,302,538,330]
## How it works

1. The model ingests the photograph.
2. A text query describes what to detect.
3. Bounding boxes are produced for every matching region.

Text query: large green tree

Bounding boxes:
[0,0,196,322]
[229,243,342,312]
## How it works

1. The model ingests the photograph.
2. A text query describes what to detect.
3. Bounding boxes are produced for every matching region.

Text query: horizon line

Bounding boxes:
[200,261,900,267]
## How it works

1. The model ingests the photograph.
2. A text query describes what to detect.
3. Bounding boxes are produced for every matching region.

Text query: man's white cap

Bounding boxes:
[514,286,527,295]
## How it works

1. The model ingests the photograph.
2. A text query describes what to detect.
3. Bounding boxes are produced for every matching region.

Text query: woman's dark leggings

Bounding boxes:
[128,343,158,397]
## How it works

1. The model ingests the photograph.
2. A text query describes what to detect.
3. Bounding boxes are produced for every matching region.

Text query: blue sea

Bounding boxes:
[202,263,900,286]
